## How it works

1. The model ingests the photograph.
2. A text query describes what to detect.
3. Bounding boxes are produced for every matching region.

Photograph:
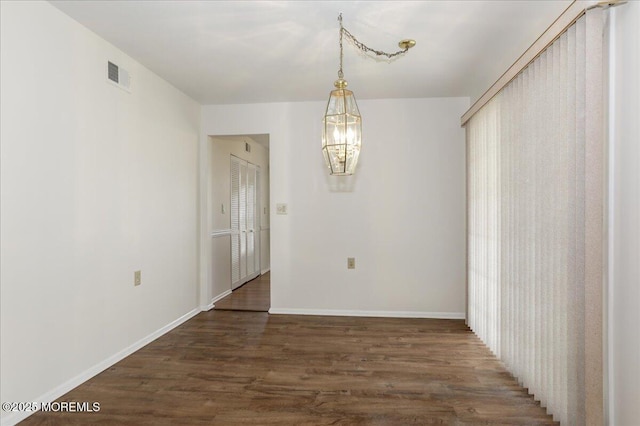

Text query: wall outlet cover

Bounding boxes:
[276,203,288,215]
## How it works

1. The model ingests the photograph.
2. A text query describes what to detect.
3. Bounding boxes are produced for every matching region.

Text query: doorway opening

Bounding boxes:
[208,134,270,312]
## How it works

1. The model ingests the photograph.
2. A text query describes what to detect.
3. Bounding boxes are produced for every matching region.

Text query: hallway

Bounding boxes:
[214,272,270,312]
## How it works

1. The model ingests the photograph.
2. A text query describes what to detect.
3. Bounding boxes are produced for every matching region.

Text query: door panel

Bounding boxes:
[230,156,261,290]
[239,161,247,282]
[231,158,240,286]
[247,163,256,277]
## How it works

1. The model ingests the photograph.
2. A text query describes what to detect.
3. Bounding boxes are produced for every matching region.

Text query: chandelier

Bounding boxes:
[322,14,415,176]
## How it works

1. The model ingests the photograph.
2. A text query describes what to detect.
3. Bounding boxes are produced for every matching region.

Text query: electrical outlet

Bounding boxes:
[134,270,141,286]
[276,203,288,215]
[347,257,356,269]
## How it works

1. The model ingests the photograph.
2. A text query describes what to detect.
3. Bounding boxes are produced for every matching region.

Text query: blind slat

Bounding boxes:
[466,9,605,424]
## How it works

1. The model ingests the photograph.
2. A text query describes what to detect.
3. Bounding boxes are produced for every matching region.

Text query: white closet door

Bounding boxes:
[230,157,240,287]
[239,160,247,283]
[254,167,261,275]
[246,163,256,277]
[230,156,261,290]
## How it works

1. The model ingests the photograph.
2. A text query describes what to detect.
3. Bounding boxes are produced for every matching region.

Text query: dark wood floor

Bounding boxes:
[214,272,270,312]
[21,310,556,425]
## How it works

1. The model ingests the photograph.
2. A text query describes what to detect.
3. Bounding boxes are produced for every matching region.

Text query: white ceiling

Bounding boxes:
[49,0,572,105]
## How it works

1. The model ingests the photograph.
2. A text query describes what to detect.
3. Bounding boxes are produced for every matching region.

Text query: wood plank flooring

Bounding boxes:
[214,272,270,312]
[20,311,556,425]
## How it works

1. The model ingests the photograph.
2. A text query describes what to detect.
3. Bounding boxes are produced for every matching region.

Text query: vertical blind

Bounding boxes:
[466,9,605,425]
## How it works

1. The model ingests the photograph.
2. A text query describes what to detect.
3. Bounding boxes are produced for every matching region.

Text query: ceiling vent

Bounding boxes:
[107,61,131,92]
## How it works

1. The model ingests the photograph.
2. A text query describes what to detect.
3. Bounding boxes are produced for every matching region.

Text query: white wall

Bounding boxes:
[208,136,270,301]
[201,97,468,317]
[0,2,200,424]
[609,3,640,425]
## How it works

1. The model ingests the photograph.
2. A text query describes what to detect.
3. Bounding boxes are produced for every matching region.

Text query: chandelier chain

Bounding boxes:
[341,27,410,59]
[336,13,410,80]
[338,14,344,79]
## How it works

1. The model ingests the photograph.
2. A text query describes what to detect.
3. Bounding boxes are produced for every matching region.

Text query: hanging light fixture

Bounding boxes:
[322,14,416,176]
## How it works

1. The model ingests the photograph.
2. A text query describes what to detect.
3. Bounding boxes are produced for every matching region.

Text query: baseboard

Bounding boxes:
[260,267,270,275]
[201,290,232,311]
[207,289,232,310]
[201,300,215,311]
[0,308,200,426]
[268,308,466,319]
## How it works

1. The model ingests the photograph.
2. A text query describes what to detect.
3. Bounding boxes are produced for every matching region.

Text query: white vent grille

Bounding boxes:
[108,61,119,83]
[107,61,131,92]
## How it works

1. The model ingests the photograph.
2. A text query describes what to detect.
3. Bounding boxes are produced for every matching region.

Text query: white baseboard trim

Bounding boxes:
[260,268,270,275]
[201,300,215,311]
[0,308,200,426]
[201,290,232,311]
[268,308,465,319]
[208,289,232,309]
